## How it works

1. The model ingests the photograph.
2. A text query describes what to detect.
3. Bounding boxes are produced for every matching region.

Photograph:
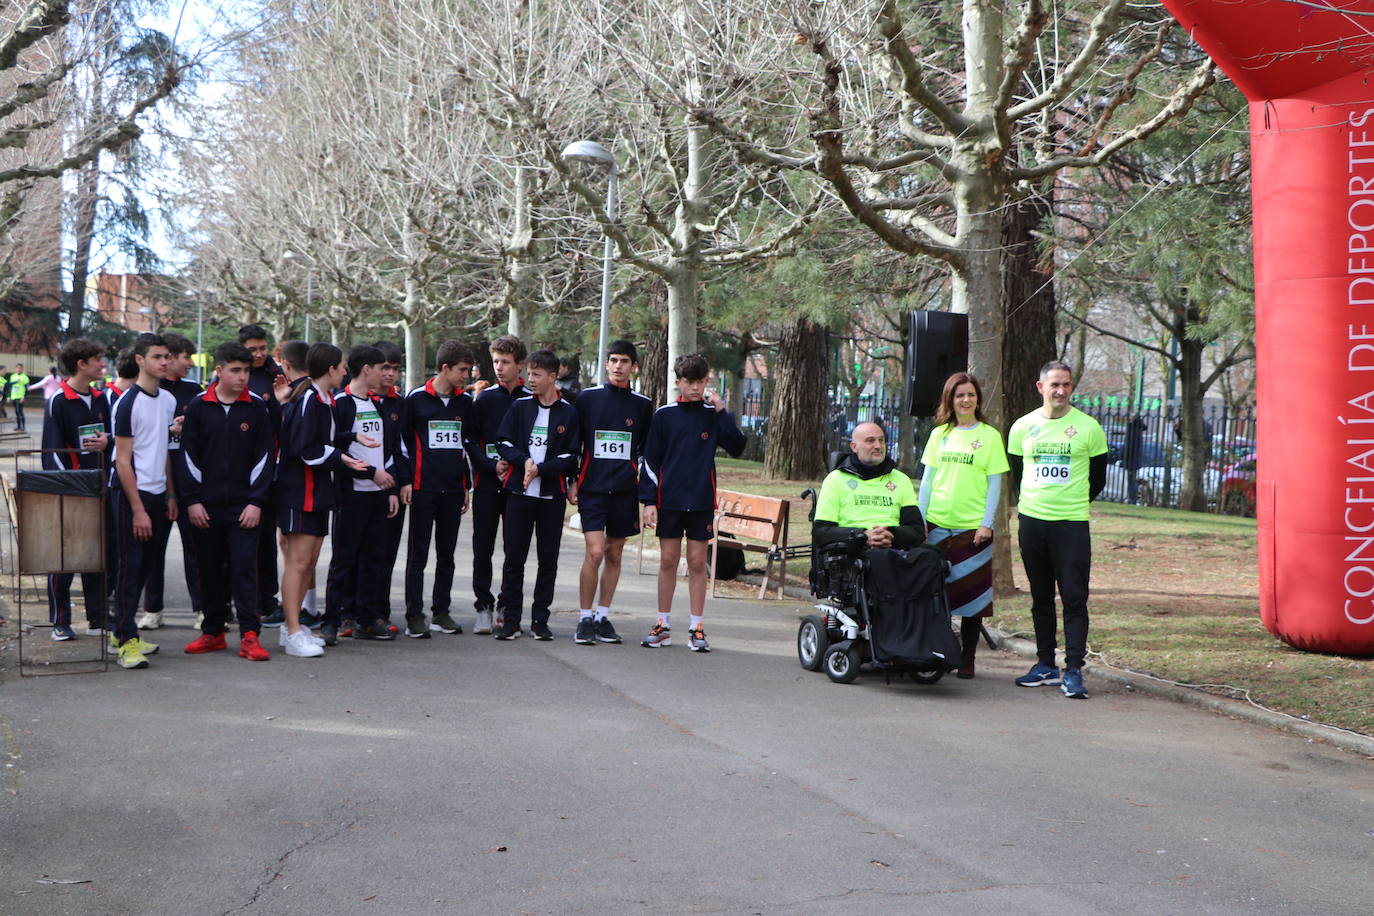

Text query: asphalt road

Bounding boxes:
[1,492,1371,913]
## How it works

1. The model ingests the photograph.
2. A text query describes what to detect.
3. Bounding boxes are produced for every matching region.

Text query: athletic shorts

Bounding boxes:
[656,508,714,542]
[579,491,640,539]
[278,507,329,537]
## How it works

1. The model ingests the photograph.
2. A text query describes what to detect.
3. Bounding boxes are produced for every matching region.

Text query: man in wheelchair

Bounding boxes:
[800,422,960,683]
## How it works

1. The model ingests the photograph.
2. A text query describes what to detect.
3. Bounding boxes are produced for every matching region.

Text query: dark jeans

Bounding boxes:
[405,489,465,616]
[112,489,171,643]
[383,502,406,621]
[10,397,24,429]
[470,488,506,612]
[1018,513,1092,670]
[191,503,263,635]
[498,494,566,625]
[326,489,392,626]
[143,513,202,614]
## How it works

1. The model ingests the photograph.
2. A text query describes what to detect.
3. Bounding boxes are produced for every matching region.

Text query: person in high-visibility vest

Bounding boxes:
[8,364,31,430]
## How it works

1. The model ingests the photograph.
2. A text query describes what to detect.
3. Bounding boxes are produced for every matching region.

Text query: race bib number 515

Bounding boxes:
[428,420,462,449]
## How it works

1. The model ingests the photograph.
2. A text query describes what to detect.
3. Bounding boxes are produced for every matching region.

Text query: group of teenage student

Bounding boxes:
[41,326,747,668]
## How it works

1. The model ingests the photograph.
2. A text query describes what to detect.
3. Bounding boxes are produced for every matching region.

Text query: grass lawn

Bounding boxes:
[716,458,1374,738]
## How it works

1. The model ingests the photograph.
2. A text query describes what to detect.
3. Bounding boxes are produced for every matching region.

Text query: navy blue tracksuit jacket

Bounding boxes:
[638,399,747,511]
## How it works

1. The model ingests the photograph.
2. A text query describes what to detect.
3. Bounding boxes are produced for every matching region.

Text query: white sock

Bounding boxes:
[658,612,670,628]
[579,608,594,620]
[302,589,316,613]
[594,605,610,621]
[690,615,704,630]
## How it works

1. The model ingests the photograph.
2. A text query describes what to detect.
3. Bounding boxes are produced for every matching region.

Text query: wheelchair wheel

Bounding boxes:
[797,616,828,672]
[910,668,945,685]
[823,641,861,684]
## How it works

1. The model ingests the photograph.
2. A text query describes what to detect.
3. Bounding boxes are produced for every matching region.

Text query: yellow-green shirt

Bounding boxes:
[920,422,1010,530]
[1006,406,1107,522]
[814,465,918,530]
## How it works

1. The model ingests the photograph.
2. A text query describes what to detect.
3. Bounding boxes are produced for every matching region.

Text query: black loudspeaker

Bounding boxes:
[905,310,969,417]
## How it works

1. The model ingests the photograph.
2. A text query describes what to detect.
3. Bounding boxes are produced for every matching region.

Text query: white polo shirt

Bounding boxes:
[111,382,177,494]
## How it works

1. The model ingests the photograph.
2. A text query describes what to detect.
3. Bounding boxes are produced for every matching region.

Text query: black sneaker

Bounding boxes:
[261,609,285,628]
[594,617,622,644]
[405,615,432,639]
[300,611,323,628]
[530,621,553,641]
[430,613,463,634]
[574,618,596,645]
[352,620,396,640]
[320,623,339,646]
[494,619,522,640]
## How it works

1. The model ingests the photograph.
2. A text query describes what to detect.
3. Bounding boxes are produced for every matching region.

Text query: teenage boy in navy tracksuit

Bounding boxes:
[372,339,410,631]
[467,334,529,633]
[400,339,476,639]
[178,342,276,661]
[41,338,113,640]
[240,324,288,626]
[570,339,653,646]
[322,344,402,644]
[639,353,747,653]
[494,349,581,641]
[138,332,204,631]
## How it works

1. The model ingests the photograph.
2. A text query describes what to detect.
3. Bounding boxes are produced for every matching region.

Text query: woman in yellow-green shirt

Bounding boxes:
[918,372,1008,678]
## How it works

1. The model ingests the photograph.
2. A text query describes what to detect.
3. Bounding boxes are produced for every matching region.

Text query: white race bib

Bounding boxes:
[428,420,463,449]
[1030,454,1072,485]
[485,444,499,460]
[593,429,631,460]
[357,409,382,440]
[78,423,104,450]
[529,425,548,450]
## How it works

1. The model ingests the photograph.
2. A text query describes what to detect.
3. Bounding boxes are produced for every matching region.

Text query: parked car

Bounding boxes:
[1218,451,1257,516]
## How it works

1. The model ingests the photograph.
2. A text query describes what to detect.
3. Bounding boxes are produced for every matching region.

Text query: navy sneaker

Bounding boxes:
[51,624,76,641]
[300,611,323,628]
[574,618,596,645]
[594,617,622,644]
[530,621,553,641]
[1061,667,1088,699]
[1015,663,1062,687]
[261,609,285,628]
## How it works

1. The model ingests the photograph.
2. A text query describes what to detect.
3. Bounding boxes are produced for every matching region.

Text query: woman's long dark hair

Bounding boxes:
[287,343,343,403]
[933,372,987,429]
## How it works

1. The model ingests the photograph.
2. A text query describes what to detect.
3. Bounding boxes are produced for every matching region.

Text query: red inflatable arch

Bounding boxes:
[1161,0,1374,654]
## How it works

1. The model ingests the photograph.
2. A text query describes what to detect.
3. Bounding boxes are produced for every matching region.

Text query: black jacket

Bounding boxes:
[468,381,531,491]
[573,383,654,495]
[276,383,349,514]
[176,383,275,509]
[333,389,400,493]
[41,380,112,470]
[400,377,473,494]
[638,399,747,511]
[496,395,581,497]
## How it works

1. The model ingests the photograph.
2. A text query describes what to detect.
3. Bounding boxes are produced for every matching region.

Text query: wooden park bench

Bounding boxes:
[636,489,796,599]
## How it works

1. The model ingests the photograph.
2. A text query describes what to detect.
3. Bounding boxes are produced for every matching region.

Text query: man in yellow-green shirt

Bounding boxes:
[1006,361,1108,699]
[7,364,30,431]
[813,422,924,551]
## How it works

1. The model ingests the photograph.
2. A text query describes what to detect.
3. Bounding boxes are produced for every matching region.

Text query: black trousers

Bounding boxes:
[143,512,202,614]
[470,488,506,612]
[383,502,406,620]
[191,503,263,635]
[47,572,106,628]
[112,489,171,643]
[405,488,465,616]
[326,489,392,626]
[256,496,281,613]
[10,396,24,429]
[498,494,565,625]
[1017,513,1092,670]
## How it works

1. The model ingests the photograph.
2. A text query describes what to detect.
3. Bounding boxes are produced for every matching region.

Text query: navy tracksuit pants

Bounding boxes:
[326,488,392,626]
[111,490,171,643]
[405,489,465,617]
[498,494,565,626]
[191,503,263,635]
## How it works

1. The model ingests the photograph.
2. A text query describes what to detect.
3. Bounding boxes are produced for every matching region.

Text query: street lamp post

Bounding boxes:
[560,140,618,385]
[282,250,314,340]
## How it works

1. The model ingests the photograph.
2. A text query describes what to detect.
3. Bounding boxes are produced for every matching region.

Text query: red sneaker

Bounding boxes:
[239,630,270,661]
[185,632,227,654]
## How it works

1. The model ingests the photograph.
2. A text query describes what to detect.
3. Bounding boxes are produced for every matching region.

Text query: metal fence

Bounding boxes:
[738,387,1258,515]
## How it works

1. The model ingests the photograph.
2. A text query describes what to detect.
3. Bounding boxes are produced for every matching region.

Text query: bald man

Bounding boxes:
[812,422,925,550]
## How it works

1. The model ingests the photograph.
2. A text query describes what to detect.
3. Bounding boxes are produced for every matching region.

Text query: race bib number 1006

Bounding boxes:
[1031,454,1071,485]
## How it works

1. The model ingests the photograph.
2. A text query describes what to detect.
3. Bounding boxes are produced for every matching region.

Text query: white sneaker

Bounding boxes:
[283,628,324,658]
[193,611,204,630]
[278,624,325,647]
[473,610,493,635]
[135,611,163,630]
[83,626,107,637]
